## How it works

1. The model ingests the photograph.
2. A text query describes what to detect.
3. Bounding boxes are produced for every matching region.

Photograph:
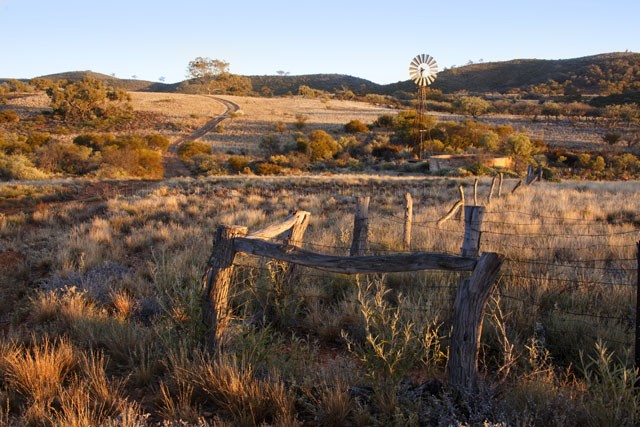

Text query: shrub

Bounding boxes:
[228,155,251,173]
[26,132,54,148]
[294,114,308,130]
[374,115,395,129]
[177,141,211,159]
[371,144,402,161]
[273,121,287,133]
[37,142,94,174]
[478,131,500,152]
[144,134,170,151]
[344,120,368,133]
[0,109,20,123]
[73,133,117,151]
[46,77,131,122]
[260,135,281,156]
[0,153,49,180]
[308,130,340,161]
[253,162,282,175]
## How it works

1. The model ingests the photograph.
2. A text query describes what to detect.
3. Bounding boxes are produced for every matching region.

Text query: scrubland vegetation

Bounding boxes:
[0,52,639,425]
[0,176,638,425]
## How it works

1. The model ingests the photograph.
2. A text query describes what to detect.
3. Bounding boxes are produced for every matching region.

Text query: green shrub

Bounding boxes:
[308,130,340,161]
[0,153,49,180]
[344,120,368,133]
[73,133,117,151]
[144,134,170,151]
[190,154,226,176]
[26,132,54,148]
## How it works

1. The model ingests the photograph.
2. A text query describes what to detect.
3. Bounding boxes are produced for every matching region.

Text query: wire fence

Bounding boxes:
[224,201,638,367]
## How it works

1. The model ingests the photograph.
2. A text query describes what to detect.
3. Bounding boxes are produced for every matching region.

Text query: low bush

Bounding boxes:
[0,109,20,123]
[344,120,368,133]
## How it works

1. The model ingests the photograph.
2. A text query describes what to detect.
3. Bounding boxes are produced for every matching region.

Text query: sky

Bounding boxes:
[1,0,639,85]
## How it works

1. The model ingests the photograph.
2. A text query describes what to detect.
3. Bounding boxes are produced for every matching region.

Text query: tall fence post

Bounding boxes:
[350,196,370,256]
[449,205,503,393]
[498,172,504,198]
[201,224,247,352]
[635,240,640,387]
[449,252,504,393]
[403,192,413,251]
[281,211,311,292]
[473,178,479,206]
[461,206,486,258]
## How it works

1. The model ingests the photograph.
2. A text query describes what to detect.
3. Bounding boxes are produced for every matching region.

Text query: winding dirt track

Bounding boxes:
[163,96,240,178]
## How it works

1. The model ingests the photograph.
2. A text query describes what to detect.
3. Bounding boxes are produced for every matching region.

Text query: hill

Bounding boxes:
[385,52,640,95]
[247,74,382,96]
[3,52,638,97]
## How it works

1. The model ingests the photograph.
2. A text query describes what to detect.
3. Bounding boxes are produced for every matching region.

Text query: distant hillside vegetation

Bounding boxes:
[385,52,640,95]
[35,71,178,92]
[3,52,637,98]
[248,74,382,96]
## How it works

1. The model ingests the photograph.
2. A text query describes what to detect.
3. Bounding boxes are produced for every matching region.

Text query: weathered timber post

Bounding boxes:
[350,196,370,256]
[511,179,522,194]
[537,165,543,183]
[461,206,485,258]
[449,251,504,393]
[455,184,465,220]
[281,211,311,292]
[201,225,247,352]
[403,192,413,251]
[473,178,479,206]
[525,164,536,185]
[487,175,497,206]
[497,172,504,198]
[635,241,640,387]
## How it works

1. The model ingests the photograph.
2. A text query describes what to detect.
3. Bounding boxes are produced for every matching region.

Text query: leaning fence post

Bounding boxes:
[487,175,497,206]
[449,252,504,393]
[201,224,247,352]
[403,192,413,251]
[350,196,370,256]
[497,172,504,198]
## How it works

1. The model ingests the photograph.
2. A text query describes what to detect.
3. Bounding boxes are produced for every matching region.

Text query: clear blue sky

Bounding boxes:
[1,0,638,84]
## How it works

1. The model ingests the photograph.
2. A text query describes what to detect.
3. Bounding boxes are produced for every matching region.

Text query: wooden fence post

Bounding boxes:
[635,240,640,387]
[455,185,465,220]
[473,178,479,206]
[461,206,485,258]
[281,211,311,291]
[350,196,370,256]
[449,252,504,393]
[498,172,504,198]
[201,224,247,352]
[487,175,497,206]
[403,192,413,251]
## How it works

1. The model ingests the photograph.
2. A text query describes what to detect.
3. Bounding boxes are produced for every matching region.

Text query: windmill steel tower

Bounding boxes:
[409,54,438,158]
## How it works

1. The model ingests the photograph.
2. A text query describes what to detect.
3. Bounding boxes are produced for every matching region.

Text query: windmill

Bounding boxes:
[409,54,438,158]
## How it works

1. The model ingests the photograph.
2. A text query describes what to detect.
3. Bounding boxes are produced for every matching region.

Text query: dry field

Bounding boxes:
[202,95,395,154]
[0,176,638,425]
[5,92,620,155]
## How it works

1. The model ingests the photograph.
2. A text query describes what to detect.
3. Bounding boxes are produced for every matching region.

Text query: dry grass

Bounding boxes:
[0,176,639,425]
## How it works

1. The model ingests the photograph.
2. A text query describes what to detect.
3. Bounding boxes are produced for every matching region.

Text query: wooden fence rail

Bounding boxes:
[202,203,503,394]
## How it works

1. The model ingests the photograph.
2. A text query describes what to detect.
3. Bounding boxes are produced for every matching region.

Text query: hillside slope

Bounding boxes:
[3,52,638,97]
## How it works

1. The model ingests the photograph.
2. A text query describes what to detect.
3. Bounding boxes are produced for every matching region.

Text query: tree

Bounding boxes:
[454,96,491,118]
[187,57,230,93]
[504,133,534,171]
[45,78,131,121]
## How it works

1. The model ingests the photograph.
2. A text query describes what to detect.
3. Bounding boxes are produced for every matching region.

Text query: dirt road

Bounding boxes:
[163,96,240,178]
